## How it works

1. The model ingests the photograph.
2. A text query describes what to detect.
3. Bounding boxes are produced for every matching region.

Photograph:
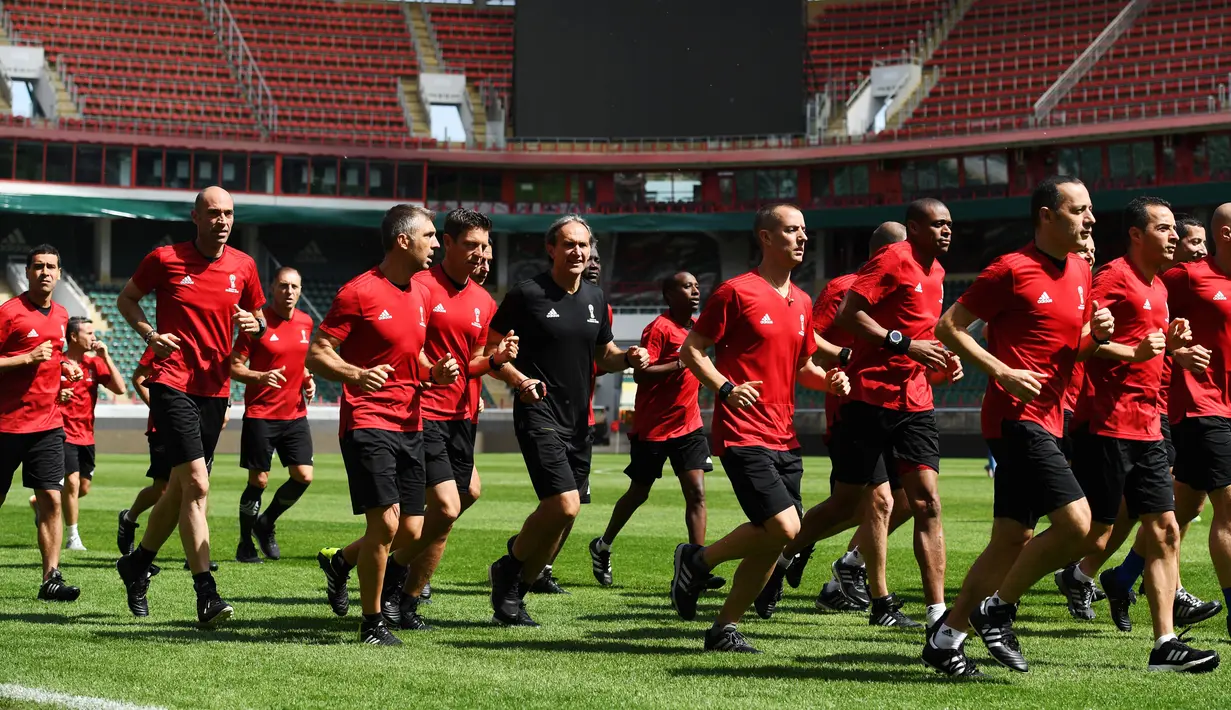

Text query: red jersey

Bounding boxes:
[692,270,816,455]
[138,346,156,434]
[814,273,857,435]
[1162,257,1231,421]
[131,242,264,398]
[414,266,497,421]
[234,306,314,420]
[632,313,703,441]
[319,267,429,434]
[588,304,614,427]
[61,354,113,445]
[959,244,1092,439]
[846,241,945,412]
[0,294,68,434]
[1063,362,1084,414]
[1080,257,1169,440]
[1160,357,1172,417]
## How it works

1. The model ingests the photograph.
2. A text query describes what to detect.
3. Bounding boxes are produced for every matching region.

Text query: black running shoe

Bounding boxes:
[970,598,1028,672]
[785,545,814,589]
[38,568,80,602]
[197,594,234,627]
[832,556,871,606]
[705,575,727,590]
[1054,563,1096,621]
[1174,588,1223,627]
[754,564,787,620]
[1148,637,1220,673]
[512,602,540,627]
[528,570,569,595]
[704,624,761,653]
[1099,568,1134,632]
[381,560,409,627]
[420,582,432,605]
[397,594,432,631]
[183,560,220,572]
[922,615,984,678]
[359,619,403,646]
[669,543,709,621]
[489,555,524,625]
[870,593,924,629]
[317,547,350,617]
[235,540,263,564]
[1093,585,1107,602]
[816,579,868,612]
[253,514,280,561]
[117,509,138,555]
[116,554,151,617]
[589,537,613,586]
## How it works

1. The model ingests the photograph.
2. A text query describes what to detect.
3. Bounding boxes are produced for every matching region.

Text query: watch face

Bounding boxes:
[889,331,902,344]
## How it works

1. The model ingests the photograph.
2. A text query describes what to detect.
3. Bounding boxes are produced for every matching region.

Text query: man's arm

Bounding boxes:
[0,340,53,374]
[466,330,518,378]
[131,365,152,406]
[306,332,391,392]
[937,302,1049,403]
[596,340,649,373]
[836,291,949,371]
[796,353,850,394]
[811,331,844,369]
[680,331,760,409]
[228,349,287,389]
[117,279,181,357]
[95,345,127,396]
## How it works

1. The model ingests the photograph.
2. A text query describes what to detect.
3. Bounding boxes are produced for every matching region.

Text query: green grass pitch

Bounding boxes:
[1,453,1228,709]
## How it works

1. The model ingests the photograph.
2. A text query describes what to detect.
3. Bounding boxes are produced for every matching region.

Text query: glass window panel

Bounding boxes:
[986,153,1009,185]
[15,142,43,181]
[396,162,424,200]
[809,168,830,198]
[341,159,365,197]
[165,150,191,189]
[538,173,566,203]
[1108,144,1132,179]
[74,145,103,184]
[281,157,309,195]
[1057,148,1079,177]
[734,170,756,201]
[850,165,869,194]
[718,172,735,203]
[104,147,132,187]
[1208,135,1231,175]
[938,158,959,189]
[901,162,918,194]
[916,161,938,191]
[614,172,645,204]
[249,155,275,194]
[457,171,482,201]
[368,161,394,198]
[962,155,987,186]
[310,157,338,196]
[192,152,218,189]
[1080,147,1103,182]
[221,153,247,192]
[136,148,163,187]
[45,144,73,183]
[1132,141,1155,180]
[0,140,13,180]
[479,171,502,201]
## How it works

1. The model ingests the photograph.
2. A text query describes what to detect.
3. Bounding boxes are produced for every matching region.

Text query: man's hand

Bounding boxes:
[91,339,108,355]
[906,339,951,371]
[355,364,395,393]
[1167,318,1192,352]
[1173,345,1211,375]
[478,397,485,414]
[724,380,762,410]
[1133,330,1167,363]
[258,367,288,389]
[928,352,964,386]
[61,359,83,382]
[432,353,460,385]
[1091,300,1114,342]
[518,378,547,404]
[303,371,316,401]
[28,340,54,365]
[232,304,261,335]
[624,346,651,371]
[996,368,1050,404]
[57,388,73,404]
[493,330,519,365]
[824,369,849,396]
[150,332,182,358]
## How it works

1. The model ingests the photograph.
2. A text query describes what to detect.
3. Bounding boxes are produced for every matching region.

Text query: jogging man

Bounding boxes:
[668,204,848,653]
[58,316,125,551]
[230,266,316,564]
[590,271,714,587]
[486,215,649,627]
[114,186,265,626]
[0,244,83,601]
[922,176,1113,676]
[310,204,460,645]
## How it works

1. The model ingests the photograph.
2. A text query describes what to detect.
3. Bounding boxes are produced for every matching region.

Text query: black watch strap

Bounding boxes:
[718,381,735,401]
[838,347,852,367]
[489,354,505,372]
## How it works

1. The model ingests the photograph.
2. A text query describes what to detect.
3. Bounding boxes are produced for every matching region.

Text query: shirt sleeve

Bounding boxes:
[130,249,163,295]
[958,257,1014,323]
[242,260,265,312]
[812,281,842,338]
[595,297,613,347]
[489,284,522,336]
[848,247,901,307]
[800,298,818,361]
[1160,266,1189,319]
[138,346,155,369]
[641,320,665,362]
[92,355,112,386]
[319,283,362,342]
[1089,263,1119,323]
[232,330,253,360]
[693,282,736,344]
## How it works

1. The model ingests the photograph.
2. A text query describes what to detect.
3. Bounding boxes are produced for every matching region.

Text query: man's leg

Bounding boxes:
[1138,511,1180,640]
[713,507,800,627]
[1208,486,1231,594]
[997,499,1093,604]
[355,506,399,616]
[63,471,80,529]
[394,481,460,590]
[513,492,580,584]
[900,465,946,609]
[237,469,268,560]
[601,481,653,545]
[1078,500,1135,577]
[128,481,168,519]
[261,465,313,525]
[680,470,707,546]
[34,488,64,578]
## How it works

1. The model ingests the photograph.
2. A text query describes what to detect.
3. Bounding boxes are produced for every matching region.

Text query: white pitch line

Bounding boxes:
[0,683,166,710]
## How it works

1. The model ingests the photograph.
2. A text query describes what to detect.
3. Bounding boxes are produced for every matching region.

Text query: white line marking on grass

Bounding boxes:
[0,683,166,710]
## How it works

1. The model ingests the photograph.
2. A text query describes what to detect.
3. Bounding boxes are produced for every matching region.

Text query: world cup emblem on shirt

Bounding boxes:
[472,307,482,328]
[798,313,805,336]
[419,306,426,327]
[226,274,239,293]
[587,304,598,323]
[1077,285,1085,311]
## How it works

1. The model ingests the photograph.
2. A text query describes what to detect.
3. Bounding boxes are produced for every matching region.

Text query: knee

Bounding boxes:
[545,493,580,521]
[763,510,801,544]
[628,483,652,505]
[868,486,893,522]
[181,472,210,501]
[79,479,91,497]
[680,481,705,507]
[249,471,269,488]
[1149,518,1181,551]
[290,467,313,484]
[154,481,169,496]
[438,498,462,527]
[910,491,941,521]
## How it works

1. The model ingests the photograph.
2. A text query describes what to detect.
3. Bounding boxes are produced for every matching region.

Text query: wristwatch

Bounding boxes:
[884,330,911,355]
[838,347,852,367]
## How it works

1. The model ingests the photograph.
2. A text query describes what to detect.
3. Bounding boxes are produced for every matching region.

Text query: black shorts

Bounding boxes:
[624,428,713,486]
[1060,409,1075,461]
[0,428,66,497]
[830,401,940,488]
[721,446,803,525]
[987,420,1086,529]
[515,424,593,504]
[63,443,96,480]
[239,416,314,472]
[827,420,904,492]
[423,419,476,491]
[1160,413,1177,468]
[340,429,427,516]
[148,383,228,470]
[1172,416,1231,493]
[146,430,171,481]
[1072,431,1174,524]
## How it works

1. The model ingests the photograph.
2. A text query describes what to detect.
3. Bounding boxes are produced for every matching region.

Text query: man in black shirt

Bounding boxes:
[486,215,649,626]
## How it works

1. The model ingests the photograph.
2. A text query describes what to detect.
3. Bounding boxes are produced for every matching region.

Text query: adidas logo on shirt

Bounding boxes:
[1215,291,1227,302]
[1037,292,1053,304]
[378,310,393,321]
[26,329,38,338]
[914,283,923,293]
[546,308,560,318]
[179,275,194,285]
[1143,299,1152,310]
[760,314,774,325]
[433,303,446,313]
[269,334,279,342]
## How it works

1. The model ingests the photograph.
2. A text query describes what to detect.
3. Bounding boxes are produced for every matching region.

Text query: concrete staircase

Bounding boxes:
[466,82,487,147]
[398,76,432,140]
[406,3,444,72]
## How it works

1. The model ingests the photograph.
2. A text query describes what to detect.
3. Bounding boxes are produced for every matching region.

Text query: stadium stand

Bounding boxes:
[428,5,513,92]
[806,0,947,99]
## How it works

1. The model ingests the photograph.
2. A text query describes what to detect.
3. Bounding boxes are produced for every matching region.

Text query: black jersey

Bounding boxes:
[490,271,613,434]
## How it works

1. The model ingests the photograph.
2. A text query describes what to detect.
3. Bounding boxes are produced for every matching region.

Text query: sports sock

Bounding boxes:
[597,538,612,552]
[926,604,946,627]
[262,479,309,523]
[362,612,382,626]
[385,555,407,582]
[131,544,157,570]
[841,548,865,567]
[1071,564,1094,584]
[331,551,355,575]
[124,509,139,523]
[1222,587,1231,609]
[989,592,1007,607]
[238,484,264,542]
[691,547,710,572]
[192,571,216,595]
[66,524,78,538]
[932,623,966,650]
[777,553,793,569]
[1115,549,1146,590]
[1154,633,1178,649]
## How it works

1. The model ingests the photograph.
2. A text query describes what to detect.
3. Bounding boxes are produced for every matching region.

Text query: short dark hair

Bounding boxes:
[545,214,591,247]
[661,271,693,299]
[27,244,60,268]
[443,208,492,241]
[1125,196,1172,234]
[906,198,946,227]
[67,316,90,337]
[869,222,907,254]
[753,203,801,234]
[272,265,300,283]
[380,204,434,252]
[1176,215,1205,239]
[1030,175,1084,227]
